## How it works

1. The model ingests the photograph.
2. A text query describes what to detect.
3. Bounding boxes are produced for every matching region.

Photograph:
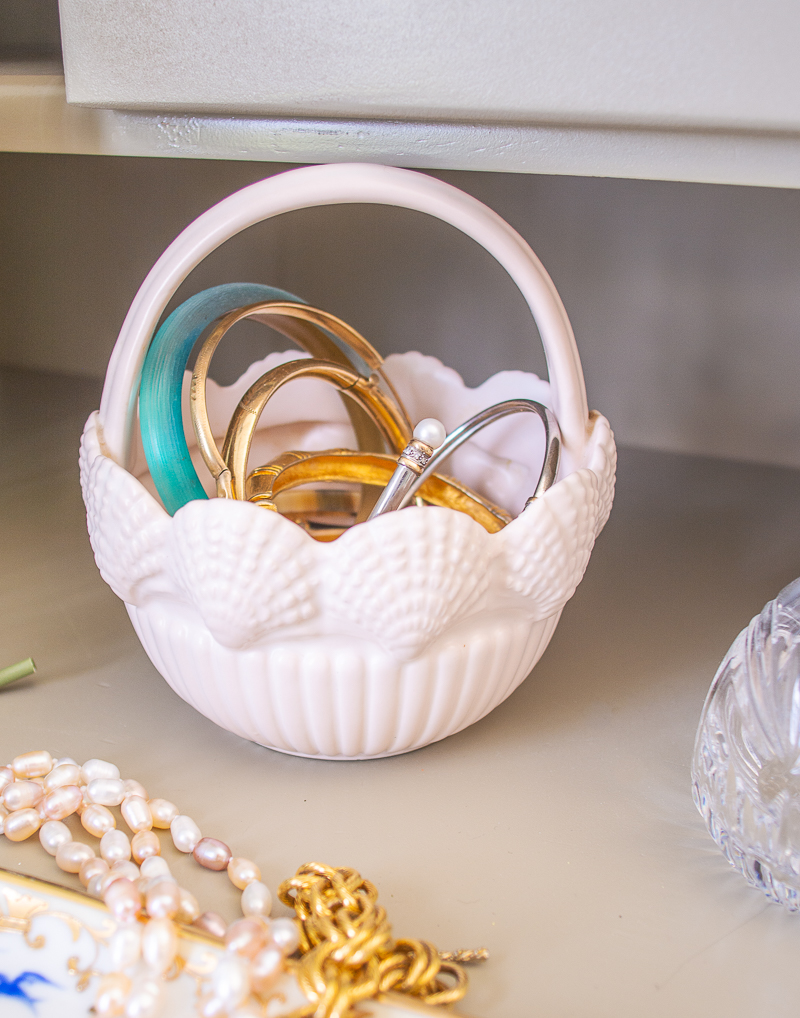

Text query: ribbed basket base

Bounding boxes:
[128,602,560,759]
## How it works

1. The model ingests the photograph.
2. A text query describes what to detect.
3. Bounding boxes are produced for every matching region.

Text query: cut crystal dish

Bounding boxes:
[693,577,800,908]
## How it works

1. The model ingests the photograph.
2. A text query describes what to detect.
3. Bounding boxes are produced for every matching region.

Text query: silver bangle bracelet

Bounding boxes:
[379,399,561,517]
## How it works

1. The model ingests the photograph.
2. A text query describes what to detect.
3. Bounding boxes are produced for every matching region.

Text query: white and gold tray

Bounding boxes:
[0,868,472,1017]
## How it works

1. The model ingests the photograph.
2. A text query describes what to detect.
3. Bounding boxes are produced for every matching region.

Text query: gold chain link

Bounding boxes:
[278,862,470,1018]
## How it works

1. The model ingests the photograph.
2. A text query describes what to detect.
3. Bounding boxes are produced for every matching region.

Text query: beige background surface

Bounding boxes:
[3,365,800,1016]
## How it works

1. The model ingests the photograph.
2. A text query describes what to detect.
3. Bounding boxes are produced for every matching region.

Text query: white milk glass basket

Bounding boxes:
[80,164,616,760]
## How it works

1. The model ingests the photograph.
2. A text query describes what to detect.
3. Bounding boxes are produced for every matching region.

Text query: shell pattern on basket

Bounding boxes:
[81,351,615,759]
[80,163,616,759]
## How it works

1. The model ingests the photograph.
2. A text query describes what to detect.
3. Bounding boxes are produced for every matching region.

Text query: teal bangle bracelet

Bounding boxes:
[139,283,306,516]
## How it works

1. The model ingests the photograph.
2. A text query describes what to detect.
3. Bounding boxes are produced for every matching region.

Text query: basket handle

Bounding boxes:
[98,163,590,470]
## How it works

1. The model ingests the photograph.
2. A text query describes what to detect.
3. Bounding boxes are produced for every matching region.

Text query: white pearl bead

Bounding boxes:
[412,417,447,450]
[3,780,43,811]
[56,841,95,873]
[241,881,272,918]
[209,955,251,1009]
[140,856,171,880]
[170,814,201,853]
[94,973,131,1017]
[110,922,143,969]
[0,767,13,793]
[39,819,72,856]
[122,796,153,833]
[53,756,77,768]
[141,917,178,975]
[269,917,300,955]
[87,777,125,806]
[100,828,132,863]
[44,764,81,790]
[148,798,178,829]
[12,750,53,779]
[125,977,163,1018]
[81,758,120,783]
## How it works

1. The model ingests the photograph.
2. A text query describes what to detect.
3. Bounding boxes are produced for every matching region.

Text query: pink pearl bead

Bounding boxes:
[42,784,82,821]
[131,829,160,863]
[125,978,162,1018]
[146,879,180,920]
[148,798,178,829]
[104,877,142,923]
[123,778,148,800]
[56,841,95,873]
[193,911,227,939]
[110,859,140,882]
[12,750,52,779]
[79,856,109,887]
[225,918,267,959]
[44,763,81,790]
[193,837,232,871]
[81,804,116,837]
[122,795,153,833]
[0,767,13,793]
[3,780,43,811]
[100,863,139,895]
[4,807,42,841]
[227,857,261,889]
[250,945,284,993]
[176,887,201,924]
[87,873,108,898]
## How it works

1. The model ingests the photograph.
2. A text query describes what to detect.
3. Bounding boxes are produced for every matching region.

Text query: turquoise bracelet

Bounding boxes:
[139,283,305,516]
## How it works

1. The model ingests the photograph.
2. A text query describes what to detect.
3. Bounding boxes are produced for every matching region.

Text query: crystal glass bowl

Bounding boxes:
[693,577,800,908]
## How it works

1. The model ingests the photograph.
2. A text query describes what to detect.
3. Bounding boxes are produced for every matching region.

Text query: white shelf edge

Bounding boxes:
[3,74,800,189]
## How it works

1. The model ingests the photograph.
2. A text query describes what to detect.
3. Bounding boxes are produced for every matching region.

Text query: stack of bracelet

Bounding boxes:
[138,284,562,536]
[0,749,297,1017]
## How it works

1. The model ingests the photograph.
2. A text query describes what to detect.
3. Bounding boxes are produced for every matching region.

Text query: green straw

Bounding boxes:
[0,658,36,688]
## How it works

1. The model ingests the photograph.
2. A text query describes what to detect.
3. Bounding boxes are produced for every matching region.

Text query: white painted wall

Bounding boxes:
[2,154,800,469]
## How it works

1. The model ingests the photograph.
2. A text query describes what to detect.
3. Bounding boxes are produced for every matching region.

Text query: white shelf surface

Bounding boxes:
[4,68,800,188]
[3,365,800,1016]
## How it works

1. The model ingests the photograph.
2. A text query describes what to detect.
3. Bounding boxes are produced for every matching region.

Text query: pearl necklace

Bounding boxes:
[0,749,298,1017]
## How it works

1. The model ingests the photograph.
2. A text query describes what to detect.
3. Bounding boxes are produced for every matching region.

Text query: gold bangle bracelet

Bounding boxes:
[272,487,361,542]
[248,449,513,536]
[190,301,411,498]
[221,360,413,500]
